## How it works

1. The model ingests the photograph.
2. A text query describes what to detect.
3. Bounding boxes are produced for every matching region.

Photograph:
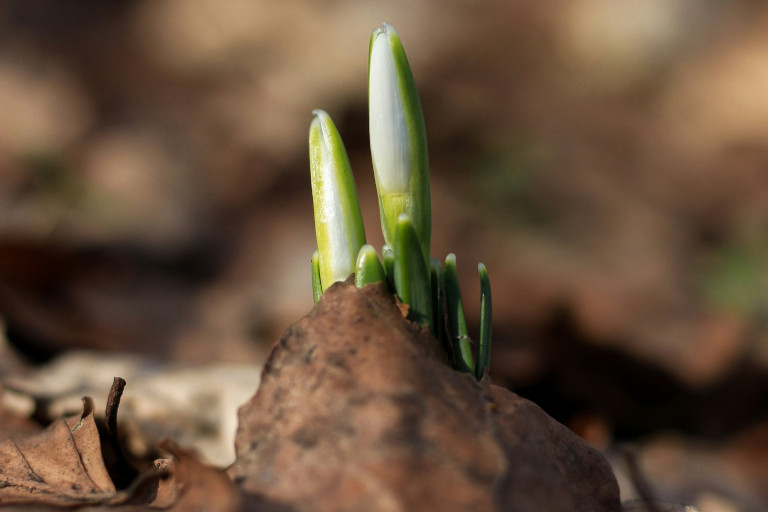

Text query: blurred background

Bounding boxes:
[0,0,767,509]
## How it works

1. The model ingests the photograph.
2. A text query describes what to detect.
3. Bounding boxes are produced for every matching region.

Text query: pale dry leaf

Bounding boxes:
[0,387,239,511]
[231,282,621,512]
[0,397,119,507]
[4,352,261,467]
[158,440,242,512]
[64,397,117,493]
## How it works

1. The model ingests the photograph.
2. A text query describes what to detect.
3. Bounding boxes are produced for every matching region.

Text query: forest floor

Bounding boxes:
[1,1,768,510]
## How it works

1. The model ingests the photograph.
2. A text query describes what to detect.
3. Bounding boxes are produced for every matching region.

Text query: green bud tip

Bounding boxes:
[355,244,388,290]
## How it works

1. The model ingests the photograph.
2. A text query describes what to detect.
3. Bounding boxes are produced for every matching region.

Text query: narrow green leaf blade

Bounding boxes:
[445,253,474,374]
[311,249,322,303]
[355,244,389,292]
[475,263,492,380]
[394,214,433,332]
[431,257,450,360]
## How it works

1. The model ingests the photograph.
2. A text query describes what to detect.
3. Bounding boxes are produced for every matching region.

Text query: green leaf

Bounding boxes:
[394,214,433,332]
[431,257,450,360]
[475,263,492,380]
[444,253,474,374]
[382,244,395,285]
[311,249,322,303]
[355,244,389,292]
[309,110,366,290]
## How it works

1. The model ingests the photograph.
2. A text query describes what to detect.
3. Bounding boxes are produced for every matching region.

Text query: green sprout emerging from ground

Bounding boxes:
[309,23,492,380]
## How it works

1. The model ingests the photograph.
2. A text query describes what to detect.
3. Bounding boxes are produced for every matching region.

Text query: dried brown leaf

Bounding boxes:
[0,397,119,507]
[157,440,242,512]
[65,397,117,493]
[0,386,231,511]
[231,282,622,512]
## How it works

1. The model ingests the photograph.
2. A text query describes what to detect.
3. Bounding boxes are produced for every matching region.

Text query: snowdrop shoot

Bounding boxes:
[308,24,494,381]
[309,110,366,292]
[368,23,431,268]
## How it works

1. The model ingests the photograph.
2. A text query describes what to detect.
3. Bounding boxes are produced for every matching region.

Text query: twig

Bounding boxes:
[102,376,137,489]
[105,377,126,443]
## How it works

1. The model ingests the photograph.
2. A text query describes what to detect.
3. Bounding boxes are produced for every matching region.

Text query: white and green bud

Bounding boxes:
[309,110,366,291]
[368,23,430,267]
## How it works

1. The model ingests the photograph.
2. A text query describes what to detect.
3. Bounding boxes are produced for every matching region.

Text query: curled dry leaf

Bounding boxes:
[231,282,622,512]
[155,440,242,512]
[0,381,242,511]
[3,353,260,467]
[0,396,124,507]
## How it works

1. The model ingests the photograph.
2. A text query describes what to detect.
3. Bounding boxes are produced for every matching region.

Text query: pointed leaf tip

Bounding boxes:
[355,244,388,291]
[393,215,433,331]
[444,253,474,374]
[476,262,492,379]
